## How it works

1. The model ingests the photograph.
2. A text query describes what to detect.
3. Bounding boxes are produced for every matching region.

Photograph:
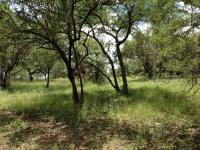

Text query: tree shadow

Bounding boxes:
[84,86,200,119]
[2,111,199,149]
[0,112,14,127]
[5,116,138,149]
[82,87,200,149]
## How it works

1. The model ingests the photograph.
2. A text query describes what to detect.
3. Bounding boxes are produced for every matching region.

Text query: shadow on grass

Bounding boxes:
[5,117,138,149]
[84,86,200,119]
[0,112,14,127]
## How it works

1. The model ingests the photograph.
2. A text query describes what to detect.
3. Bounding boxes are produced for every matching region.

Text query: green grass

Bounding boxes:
[0,77,200,149]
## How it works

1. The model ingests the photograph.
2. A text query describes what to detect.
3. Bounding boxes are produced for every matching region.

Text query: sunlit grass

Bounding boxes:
[0,79,73,121]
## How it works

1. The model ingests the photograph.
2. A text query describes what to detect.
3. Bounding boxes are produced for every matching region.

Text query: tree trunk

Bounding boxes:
[0,71,9,89]
[110,62,121,92]
[67,68,81,104]
[28,71,34,82]
[29,75,33,81]
[116,46,128,95]
[152,48,157,80]
[90,34,121,92]
[44,73,47,81]
[94,67,100,83]
[46,68,51,88]
[78,72,84,102]
[86,61,121,92]
[158,62,162,78]
[144,57,153,79]
[67,67,82,145]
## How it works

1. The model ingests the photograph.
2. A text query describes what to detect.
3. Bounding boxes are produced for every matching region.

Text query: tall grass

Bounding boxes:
[0,78,199,123]
[0,79,73,121]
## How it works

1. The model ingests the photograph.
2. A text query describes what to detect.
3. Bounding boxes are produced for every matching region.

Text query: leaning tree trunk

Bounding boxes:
[116,46,128,95]
[110,62,121,92]
[90,33,121,92]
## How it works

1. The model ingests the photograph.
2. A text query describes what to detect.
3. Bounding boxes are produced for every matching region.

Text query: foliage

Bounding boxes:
[83,39,107,83]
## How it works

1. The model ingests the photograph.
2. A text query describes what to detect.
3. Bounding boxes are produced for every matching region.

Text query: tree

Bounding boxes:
[38,50,58,88]
[0,2,29,89]
[6,0,113,104]
[123,31,155,79]
[21,49,42,82]
[85,0,140,94]
[0,38,28,88]
[21,48,58,87]
[123,0,194,79]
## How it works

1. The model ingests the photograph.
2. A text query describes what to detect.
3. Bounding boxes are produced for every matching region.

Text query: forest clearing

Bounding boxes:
[0,0,200,149]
